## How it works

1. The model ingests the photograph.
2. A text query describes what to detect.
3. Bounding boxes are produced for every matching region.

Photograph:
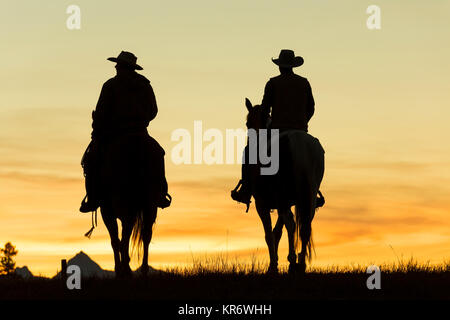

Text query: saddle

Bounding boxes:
[81,133,171,210]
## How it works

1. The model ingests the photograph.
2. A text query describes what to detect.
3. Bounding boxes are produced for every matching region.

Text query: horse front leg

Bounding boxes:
[255,200,277,274]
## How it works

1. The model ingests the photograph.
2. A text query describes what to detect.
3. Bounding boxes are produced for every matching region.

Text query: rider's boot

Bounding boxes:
[157,176,172,209]
[80,175,101,213]
[315,190,325,208]
[156,157,172,209]
[231,155,252,212]
[231,179,251,212]
[158,193,172,209]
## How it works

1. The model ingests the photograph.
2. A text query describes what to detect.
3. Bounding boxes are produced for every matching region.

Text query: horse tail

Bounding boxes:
[288,130,324,263]
[131,209,145,259]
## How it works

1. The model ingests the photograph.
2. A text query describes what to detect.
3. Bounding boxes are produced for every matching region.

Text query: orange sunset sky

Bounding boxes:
[1,1,449,276]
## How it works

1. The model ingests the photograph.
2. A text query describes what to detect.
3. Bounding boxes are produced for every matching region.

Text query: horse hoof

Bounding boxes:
[288,263,297,275]
[116,265,132,278]
[298,262,306,274]
[266,265,279,275]
[114,265,122,278]
[288,263,306,275]
[140,265,149,276]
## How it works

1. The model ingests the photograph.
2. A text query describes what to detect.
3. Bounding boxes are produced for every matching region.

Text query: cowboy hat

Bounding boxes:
[107,51,143,70]
[272,49,304,68]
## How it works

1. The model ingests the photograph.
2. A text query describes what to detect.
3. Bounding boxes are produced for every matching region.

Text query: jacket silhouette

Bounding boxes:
[262,71,315,131]
[91,71,157,140]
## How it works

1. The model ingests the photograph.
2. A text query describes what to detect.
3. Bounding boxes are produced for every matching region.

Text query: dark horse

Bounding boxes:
[96,132,163,277]
[244,98,325,274]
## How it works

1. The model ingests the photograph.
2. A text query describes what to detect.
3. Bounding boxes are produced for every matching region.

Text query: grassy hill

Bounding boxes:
[1,258,448,300]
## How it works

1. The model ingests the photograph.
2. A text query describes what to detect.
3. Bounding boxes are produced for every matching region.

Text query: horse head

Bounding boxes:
[245,98,269,130]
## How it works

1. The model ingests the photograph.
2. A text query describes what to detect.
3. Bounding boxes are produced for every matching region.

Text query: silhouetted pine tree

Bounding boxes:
[0,242,18,275]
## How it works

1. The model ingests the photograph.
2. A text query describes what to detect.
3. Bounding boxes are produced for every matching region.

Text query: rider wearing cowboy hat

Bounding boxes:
[232,49,324,209]
[80,51,171,213]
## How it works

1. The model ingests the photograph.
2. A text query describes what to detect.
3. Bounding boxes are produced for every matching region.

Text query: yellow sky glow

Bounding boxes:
[1,1,450,276]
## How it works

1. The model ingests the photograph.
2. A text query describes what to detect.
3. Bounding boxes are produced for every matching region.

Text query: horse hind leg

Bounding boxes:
[297,199,314,274]
[119,214,135,277]
[298,226,311,274]
[278,208,297,273]
[272,215,283,264]
[100,206,121,275]
[255,201,278,274]
[140,205,158,276]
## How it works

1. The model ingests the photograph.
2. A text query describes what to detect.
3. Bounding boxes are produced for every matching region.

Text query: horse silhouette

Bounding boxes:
[244,98,325,274]
[98,133,162,277]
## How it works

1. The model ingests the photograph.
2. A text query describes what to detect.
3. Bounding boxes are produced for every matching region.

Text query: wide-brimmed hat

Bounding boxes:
[107,51,143,70]
[272,49,304,68]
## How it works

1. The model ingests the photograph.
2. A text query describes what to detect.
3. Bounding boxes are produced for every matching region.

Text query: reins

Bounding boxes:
[84,209,98,239]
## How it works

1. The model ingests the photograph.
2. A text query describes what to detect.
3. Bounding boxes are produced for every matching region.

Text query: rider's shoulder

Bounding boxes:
[102,77,117,88]
[294,73,309,81]
[104,73,151,87]
[266,76,279,87]
[270,73,308,81]
[135,72,151,84]
[269,74,281,81]
[293,74,312,86]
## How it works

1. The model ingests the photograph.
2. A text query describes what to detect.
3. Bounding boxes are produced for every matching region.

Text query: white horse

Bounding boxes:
[244,98,325,274]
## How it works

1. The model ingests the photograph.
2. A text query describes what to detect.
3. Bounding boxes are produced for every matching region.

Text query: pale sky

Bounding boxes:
[1,1,449,276]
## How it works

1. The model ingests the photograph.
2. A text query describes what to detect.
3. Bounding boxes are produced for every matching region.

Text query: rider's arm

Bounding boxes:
[146,83,158,123]
[306,80,315,122]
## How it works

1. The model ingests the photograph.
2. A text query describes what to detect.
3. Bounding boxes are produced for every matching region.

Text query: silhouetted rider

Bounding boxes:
[232,49,324,209]
[261,51,315,131]
[92,53,158,141]
[80,51,171,213]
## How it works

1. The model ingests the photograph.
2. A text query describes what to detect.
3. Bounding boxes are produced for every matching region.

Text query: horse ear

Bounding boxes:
[245,98,252,111]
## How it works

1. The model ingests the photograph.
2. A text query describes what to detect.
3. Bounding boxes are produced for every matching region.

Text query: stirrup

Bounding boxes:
[79,195,100,213]
[316,190,325,208]
[232,180,243,193]
[159,193,172,209]
[231,180,251,213]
